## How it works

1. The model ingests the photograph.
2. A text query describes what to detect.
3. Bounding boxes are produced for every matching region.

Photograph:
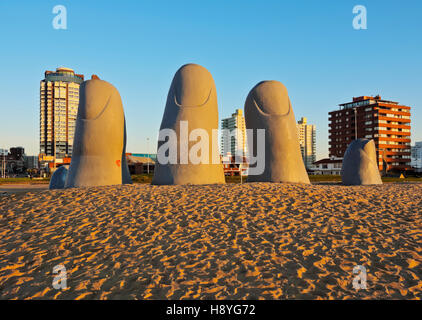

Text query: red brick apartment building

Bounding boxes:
[329,96,411,172]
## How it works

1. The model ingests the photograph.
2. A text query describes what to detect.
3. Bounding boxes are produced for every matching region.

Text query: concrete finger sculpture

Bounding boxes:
[244,81,310,184]
[152,64,225,185]
[65,76,132,188]
[341,139,382,185]
[49,165,69,190]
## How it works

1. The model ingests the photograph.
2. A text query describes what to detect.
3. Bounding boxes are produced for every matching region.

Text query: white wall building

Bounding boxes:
[312,157,343,175]
[411,142,422,172]
[220,109,247,158]
[297,117,316,169]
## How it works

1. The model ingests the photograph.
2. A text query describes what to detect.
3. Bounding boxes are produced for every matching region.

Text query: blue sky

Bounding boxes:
[0,0,421,159]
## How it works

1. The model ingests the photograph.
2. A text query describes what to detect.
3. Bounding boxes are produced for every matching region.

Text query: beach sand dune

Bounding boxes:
[0,183,421,299]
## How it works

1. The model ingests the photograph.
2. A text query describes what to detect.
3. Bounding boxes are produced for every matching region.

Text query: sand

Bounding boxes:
[0,184,48,194]
[0,183,420,299]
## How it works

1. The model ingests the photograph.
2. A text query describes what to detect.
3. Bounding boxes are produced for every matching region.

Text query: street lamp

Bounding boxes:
[146,138,150,174]
[0,148,7,178]
[1,151,4,178]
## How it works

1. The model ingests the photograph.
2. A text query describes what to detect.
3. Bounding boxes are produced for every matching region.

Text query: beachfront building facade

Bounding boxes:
[411,142,422,172]
[220,109,248,158]
[39,67,84,167]
[1,147,26,175]
[329,96,411,172]
[312,157,343,175]
[24,156,39,170]
[296,117,316,169]
[126,154,155,175]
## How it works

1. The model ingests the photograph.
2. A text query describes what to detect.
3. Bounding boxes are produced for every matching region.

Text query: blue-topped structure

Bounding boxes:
[44,67,84,84]
[131,153,157,161]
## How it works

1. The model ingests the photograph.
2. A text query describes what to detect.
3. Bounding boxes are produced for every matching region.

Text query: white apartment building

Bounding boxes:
[312,157,343,175]
[220,109,247,158]
[297,117,316,169]
[411,142,422,172]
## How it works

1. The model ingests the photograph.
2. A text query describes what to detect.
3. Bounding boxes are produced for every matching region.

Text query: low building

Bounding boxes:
[39,154,71,171]
[312,157,343,175]
[411,142,422,172]
[10,147,25,160]
[0,149,7,178]
[222,154,248,176]
[2,147,26,175]
[25,156,39,169]
[126,154,155,174]
[130,153,157,162]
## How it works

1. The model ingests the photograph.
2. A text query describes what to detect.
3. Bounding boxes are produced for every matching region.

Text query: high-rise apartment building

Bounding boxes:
[40,67,84,163]
[220,109,247,158]
[296,117,316,169]
[329,96,411,171]
[411,142,422,172]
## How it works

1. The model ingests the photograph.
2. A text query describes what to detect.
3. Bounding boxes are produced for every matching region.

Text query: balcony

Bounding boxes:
[384,158,411,163]
[377,123,411,130]
[378,143,410,150]
[381,151,411,157]
[378,137,411,143]
[378,129,411,136]
[377,109,411,117]
[378,115,411,123]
